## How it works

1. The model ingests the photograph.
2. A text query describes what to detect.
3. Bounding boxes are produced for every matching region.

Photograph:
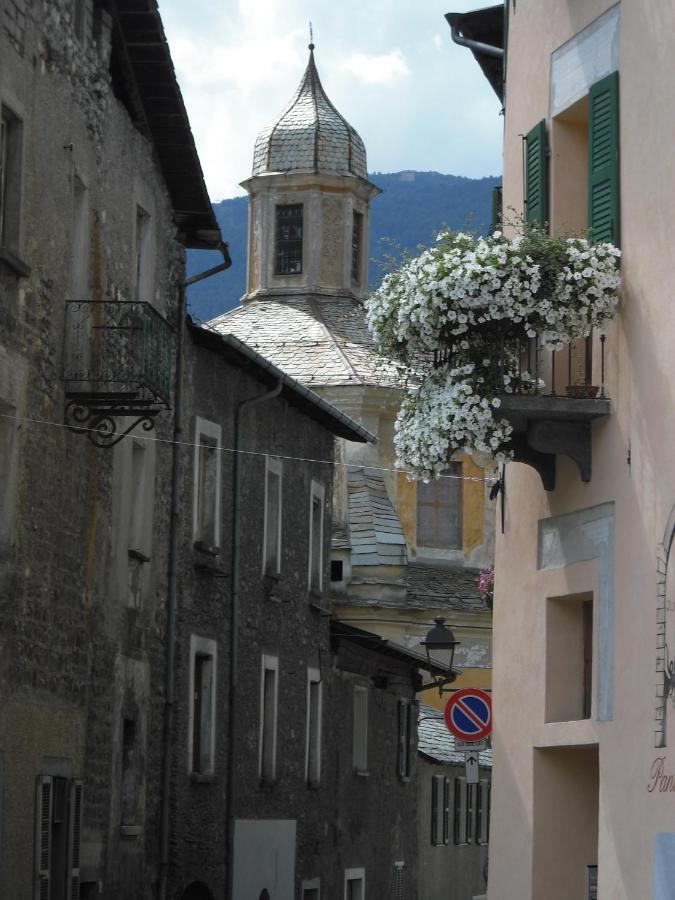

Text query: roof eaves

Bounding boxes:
[188,320,377,444]
[445,5,505,103]
[112,0,222,249]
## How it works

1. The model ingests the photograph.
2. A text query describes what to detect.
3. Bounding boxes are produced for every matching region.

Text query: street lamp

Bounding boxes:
[420,617,460,695]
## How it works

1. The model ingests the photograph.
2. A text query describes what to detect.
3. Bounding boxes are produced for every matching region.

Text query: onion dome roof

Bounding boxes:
[252,45,367,180]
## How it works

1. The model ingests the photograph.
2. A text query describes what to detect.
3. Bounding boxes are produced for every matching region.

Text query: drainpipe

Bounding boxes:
[159,241,231,900]
[445,13,504,59]
[226,379,283,900]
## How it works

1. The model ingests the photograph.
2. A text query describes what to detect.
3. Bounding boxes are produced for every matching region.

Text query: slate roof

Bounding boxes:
[418,703,492,767]
[252,47,367,179]
[405,563,485,613]
[348,468,408,567]
[208,296,403,389]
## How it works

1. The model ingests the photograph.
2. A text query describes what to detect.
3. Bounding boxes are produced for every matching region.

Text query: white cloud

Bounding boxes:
[342,49,410,84]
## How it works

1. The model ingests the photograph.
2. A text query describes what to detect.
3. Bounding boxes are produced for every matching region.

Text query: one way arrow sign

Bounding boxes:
[465,751,479,784]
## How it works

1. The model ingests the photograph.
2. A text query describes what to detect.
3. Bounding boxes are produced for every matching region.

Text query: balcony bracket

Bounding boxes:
[528,420,592,484]
[65,399,158,449]
[509,434,557,491]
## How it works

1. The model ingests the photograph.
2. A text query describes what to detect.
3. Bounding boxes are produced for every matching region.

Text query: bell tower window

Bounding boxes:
[351,211,363,283]
[275,204,303,275]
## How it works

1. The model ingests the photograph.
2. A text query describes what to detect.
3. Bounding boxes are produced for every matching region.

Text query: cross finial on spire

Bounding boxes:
[308,21,314,51]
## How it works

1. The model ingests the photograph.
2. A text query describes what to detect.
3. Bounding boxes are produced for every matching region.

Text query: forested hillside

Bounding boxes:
[186,170,501,322]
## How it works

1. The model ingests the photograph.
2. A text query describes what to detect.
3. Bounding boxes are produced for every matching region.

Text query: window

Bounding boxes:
[353,685,368,774]
[128,440,147,553]
[397,700,412,779]
[134,205,152,300]
[330,560,343,582]
[344,868,365,900]
[301,878,320,900]
[0,399,18,555]
[452,776,483,845]
[274,204,303,274]
[306,667,322,786]
[259,655,279,782]
[476,778,491,845]
[529,71,619,245]
[70,176,88,298]
[263,457,282,575]
[545,592,593,722]
[35,776,84,900]
[121,718,139,825]
[351,210,363,283]
[393,862,405,900]
[416,464,462,551]
[308,481,325,593]
[189,636,217,776]
[431,775,450,845]
[193,418,221,551]
[72,0,85,43]
[0,104,23,255]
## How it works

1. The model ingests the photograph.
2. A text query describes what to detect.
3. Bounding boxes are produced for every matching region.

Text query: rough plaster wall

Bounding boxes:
[0,3,183,896]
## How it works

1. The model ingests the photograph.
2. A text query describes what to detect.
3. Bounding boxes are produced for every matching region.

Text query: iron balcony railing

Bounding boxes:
[433,328,607,400]
[64,300,174,405]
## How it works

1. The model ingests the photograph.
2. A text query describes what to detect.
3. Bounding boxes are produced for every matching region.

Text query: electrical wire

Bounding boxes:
[0,409,497,483]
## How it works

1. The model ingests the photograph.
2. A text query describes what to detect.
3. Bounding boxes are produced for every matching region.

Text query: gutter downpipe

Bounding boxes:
[445,14,504,59]
[226,378,283,900]
[159,242,231,900]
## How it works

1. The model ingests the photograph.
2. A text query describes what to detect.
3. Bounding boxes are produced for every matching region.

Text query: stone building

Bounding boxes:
[416,703,491,900]
[0,1,224,897]
[209,44,494,706]
[449,2,675,898]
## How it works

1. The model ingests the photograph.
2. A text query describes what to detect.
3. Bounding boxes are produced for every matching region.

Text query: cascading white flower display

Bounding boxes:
[366,227,621,480]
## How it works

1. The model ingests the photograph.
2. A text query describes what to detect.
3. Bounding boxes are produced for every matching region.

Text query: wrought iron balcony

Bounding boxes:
[64,300,175,447]
[435,329,611,490]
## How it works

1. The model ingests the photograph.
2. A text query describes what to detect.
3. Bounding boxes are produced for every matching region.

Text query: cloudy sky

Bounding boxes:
[158,0,503,202]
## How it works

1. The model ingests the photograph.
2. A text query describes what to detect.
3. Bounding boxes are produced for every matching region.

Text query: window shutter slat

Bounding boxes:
[35,776,52,900]
[442,777,451,845]
[525,119,549,226]
[68,780,84,900]
[589,71,619,245]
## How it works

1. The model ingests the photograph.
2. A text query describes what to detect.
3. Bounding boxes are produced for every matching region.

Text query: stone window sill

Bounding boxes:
[353,769,370,778]
[120,824,143,839]
[128,547,150,563]
[193,540,221,557]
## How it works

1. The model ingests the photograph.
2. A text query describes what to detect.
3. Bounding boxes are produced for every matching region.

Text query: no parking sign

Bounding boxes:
[444,688,492,742]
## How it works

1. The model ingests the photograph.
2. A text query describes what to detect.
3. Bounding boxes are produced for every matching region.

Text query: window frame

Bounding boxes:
[416,463,463,553]
[301,878,321,900]
[192,417,222,551]
[274,203,303,275]
[259,654,279,783]
[352,684,369,775]
[262,456,283,576]
[308,480,325,594]
[305,666,322,786]
[0,103,23,258]
[344,867,365,900]
[397,699,413,780]
[351,209,363,284]
[187,635,218,777]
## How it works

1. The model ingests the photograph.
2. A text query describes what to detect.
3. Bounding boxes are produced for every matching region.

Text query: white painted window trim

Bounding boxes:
[301,877,321,899]
[259,654,279,781]
[344,867,366,900]
[305,666,322,785]
[262,456,283,575]
[308,480,325,592]
[353,684,369,774]
[192,416,222,549]
[187,635,217,776]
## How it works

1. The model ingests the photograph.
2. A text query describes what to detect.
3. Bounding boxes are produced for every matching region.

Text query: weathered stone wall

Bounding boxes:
[0,1,184,896]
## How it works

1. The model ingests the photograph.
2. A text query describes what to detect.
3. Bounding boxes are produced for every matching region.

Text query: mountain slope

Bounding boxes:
[186,170,500,322]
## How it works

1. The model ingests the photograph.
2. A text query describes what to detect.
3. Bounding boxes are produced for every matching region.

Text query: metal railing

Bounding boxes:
[64,300,174,405]
[433,328,607,400]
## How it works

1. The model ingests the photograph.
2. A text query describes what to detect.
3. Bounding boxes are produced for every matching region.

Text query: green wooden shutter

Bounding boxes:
[525,120,549,226]
[67,780,84,900]
[430,776,439,844]
[34,776,52,900]
[589,71,619,245]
